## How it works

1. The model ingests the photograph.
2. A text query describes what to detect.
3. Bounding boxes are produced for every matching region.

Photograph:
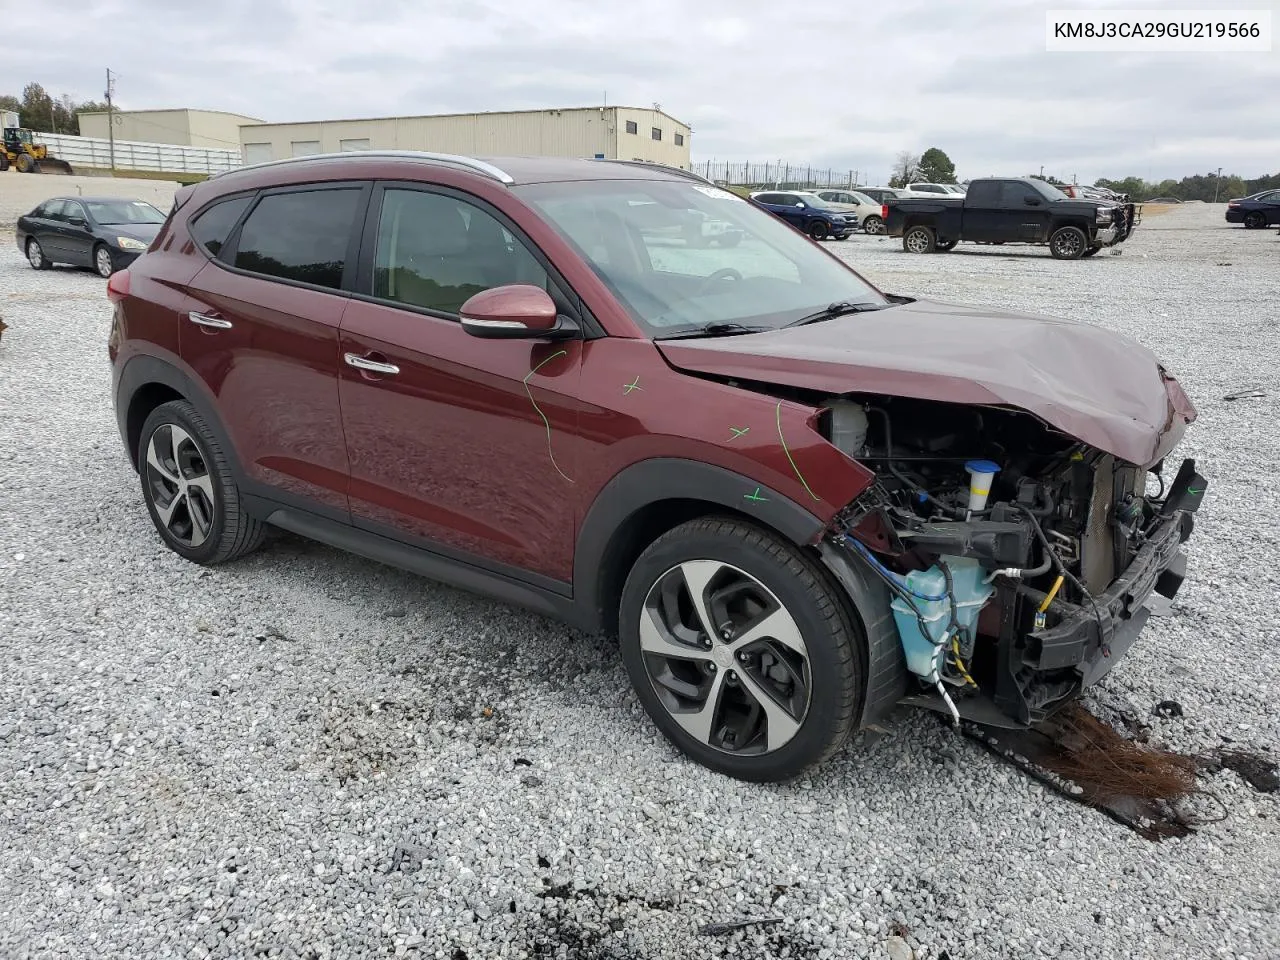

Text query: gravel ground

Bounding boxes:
[1,203,1277,960]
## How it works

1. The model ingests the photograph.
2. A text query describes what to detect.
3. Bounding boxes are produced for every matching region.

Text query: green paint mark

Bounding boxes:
[776,400,821,502]
[744,486,768,503]
[524,350,573,484]
[729,426,750,440]
[1188,486,1204,495]
[623,375,642,395]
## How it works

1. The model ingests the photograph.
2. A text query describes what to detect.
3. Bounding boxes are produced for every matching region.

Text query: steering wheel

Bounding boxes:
[694,267,744,295]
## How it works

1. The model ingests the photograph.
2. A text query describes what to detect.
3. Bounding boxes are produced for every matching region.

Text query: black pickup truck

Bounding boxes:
[884,177,1139,259]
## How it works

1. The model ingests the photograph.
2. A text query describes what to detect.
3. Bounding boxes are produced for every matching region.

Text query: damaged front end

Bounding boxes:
[819,396,1206,729]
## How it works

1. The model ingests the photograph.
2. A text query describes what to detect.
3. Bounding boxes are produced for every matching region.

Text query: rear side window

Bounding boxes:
[234,189,362,290]
[190,196,253,257]
[965,181,1001,205]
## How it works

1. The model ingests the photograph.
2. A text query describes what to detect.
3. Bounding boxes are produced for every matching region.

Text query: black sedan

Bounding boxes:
[16,196,166,277]
[1225,189,1280,229]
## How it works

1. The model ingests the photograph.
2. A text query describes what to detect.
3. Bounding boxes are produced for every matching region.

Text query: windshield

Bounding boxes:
[794,192,838,210]
[515,179,885,337]
[1031,180,1071,201]
[849,191,877,206]
[85,200,165,225]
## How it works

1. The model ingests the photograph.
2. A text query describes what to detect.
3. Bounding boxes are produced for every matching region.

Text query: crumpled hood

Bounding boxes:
[656,299,1197,467]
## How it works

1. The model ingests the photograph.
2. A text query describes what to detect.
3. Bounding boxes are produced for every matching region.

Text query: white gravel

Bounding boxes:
[1,203,1277,960]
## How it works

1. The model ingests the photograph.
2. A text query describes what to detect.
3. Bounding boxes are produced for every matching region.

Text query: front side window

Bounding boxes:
[372,189,549,315]
[191,195,253,257]
[517,179,885,338]
[85,200,165,225]
[1001,182,1043,207]
[234,189,362,290]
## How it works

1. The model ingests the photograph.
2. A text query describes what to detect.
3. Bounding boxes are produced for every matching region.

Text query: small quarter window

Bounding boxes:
[190,196,253,257]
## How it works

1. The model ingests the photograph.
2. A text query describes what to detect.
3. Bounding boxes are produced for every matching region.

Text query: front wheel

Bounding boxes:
[806,220,829,241]
[1049,225,1087,260]
[902,225,936,253]
[862,215,885,235]
[94,244,115,278]
[1081,245,1101,258]
[936,238,958,252]
[619,517,862,781]
[139,400,267,565]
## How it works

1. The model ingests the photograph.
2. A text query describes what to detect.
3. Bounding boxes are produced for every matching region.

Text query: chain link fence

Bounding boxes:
[691,161,868,190]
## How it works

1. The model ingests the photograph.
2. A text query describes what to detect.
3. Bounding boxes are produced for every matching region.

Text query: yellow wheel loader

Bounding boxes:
[1,113,74,174]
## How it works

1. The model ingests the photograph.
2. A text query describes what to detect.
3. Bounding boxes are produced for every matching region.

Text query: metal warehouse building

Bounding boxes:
[77,108,263,150]
[237,106,692,168]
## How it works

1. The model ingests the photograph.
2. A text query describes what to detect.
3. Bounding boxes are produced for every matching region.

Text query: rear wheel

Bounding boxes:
[619,517,862,781]
[0,153,9,171]
[26,238,50,270]
[862,215,885,235]
[139,400,266,565]
[1049,225,1087,260]
[1243,211,1265,229]
[903,225,936,253]
[806,220,829,241]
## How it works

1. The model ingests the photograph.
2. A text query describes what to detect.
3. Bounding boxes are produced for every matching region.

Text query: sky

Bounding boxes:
[4,0,1278,185]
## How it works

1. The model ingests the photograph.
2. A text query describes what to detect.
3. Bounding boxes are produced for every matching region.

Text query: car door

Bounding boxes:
[337,183,583,584]
[180,183,366,518]
[30,200,70,259]
[956,180,1003,242]
[997,181,1049,242]
[1259,190,1280,224]
[59,199,96,266]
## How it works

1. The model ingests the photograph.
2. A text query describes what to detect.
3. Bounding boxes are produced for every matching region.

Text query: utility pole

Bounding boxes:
[105,68,116,172]
[1212,166,1222,203]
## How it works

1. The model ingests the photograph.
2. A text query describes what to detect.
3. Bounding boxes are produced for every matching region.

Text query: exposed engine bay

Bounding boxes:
[820,395,1207,727]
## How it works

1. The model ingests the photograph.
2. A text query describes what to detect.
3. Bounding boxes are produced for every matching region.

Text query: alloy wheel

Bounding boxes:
[144,423,216,547]
[904,227,932,253]
[27,240,43,269]
[638,560,811,755]
[1053,230,1084,258]
[95,247,114,278]
[863,216,885,235]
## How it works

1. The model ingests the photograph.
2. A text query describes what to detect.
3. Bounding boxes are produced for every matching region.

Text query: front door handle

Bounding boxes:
[188,312,233,329]
[344,353,400,376]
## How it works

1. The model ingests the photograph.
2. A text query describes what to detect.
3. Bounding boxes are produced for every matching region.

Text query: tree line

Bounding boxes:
[889,146,1278,200]
[1,82,108,136]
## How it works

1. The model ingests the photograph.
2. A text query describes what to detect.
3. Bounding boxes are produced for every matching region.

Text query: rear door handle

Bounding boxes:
[188,312,232,329]
[344,353,400,376]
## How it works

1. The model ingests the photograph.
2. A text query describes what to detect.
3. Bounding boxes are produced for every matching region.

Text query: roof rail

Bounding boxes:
[212,150,514,184]
[589,158,715,185]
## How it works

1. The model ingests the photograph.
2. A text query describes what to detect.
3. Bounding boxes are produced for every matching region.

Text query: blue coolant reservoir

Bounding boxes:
[890,557,993,682]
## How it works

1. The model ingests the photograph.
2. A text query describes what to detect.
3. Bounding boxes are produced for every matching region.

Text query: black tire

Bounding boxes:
[1049,225,1088,260]
[1243,212,1265,229]
[0,153,9,172]
[936,238,958,252]
[862,215,884,235]
[806,220,829,241]
[26,238,50,270]
[138,400,266,565]
[16,153,35,173]
[1081,246,1101,258]
[93,243,115,278]
[619,517,863,782]
[902,225,936,254]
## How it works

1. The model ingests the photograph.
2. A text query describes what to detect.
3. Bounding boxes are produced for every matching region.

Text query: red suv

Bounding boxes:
[109,152,1205,781]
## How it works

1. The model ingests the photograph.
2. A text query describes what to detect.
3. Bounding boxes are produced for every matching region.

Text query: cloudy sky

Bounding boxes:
[5,0,1278,184]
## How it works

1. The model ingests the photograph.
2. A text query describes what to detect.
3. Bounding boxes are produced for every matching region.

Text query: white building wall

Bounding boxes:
[78,109,261,150]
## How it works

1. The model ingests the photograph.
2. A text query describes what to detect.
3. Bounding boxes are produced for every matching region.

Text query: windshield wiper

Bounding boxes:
[657,323,772,341]
[785,301,886,327]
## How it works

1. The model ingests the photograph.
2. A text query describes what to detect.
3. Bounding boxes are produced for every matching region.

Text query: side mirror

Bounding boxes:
[1023,196,1041,207]
[795,202,806,209]
[68,217,87,227]
[460,284,576,340]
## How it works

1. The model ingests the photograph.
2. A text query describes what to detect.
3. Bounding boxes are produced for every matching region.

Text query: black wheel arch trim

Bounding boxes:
[572,458,827,636]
